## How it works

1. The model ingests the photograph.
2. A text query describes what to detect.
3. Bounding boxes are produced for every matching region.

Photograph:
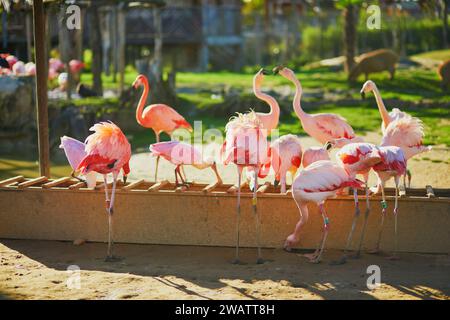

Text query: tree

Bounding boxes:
[335,0,363,74]
[89,2,103,96]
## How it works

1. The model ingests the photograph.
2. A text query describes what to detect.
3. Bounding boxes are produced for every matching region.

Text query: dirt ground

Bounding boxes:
[128,132,450,189]
[0,240,449,300]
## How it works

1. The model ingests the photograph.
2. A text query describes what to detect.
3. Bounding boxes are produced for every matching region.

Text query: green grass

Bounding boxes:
[411,49,450,62]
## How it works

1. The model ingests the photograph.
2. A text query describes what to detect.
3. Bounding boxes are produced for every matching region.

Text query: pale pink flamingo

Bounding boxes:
[302,146,330,168]
[274,66,363,148]
[253,68,280,133]
[133,74,193,181]
[59,136,97,188]
[149,140,222,186]
[333,142,382,263]
[76,122,131,260]
[24,62,36,76]
[286,160,364,263]
[49,58,64,72]
[269,134,302,193]
[361,80,431,186]
[12,61,25,75]
[222,111,269,264]
[370,146,407,259]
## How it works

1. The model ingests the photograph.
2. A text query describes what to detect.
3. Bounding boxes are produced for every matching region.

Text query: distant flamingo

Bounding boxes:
[333,142,382,264]
[133,74,192,181]
[370,146,407,259]
[76,122,131,261]
[274,66,362,148]
[222,111,269,264]
[285,160,364,263]
[59,136,97,188]
[253,68,280,133]
[149,140,222,186]
[12,61,25,75]
[302,146,330,168]
[24,62,36,76]
[269,134,302,193]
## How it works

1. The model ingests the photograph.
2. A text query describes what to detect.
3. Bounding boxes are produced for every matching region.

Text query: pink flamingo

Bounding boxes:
[59,136,97,188]
[222,111,269,264]
[69,59,85,74]
[361,80,430,186]
[24,62,36,76]
[269,134,302,193]
[333,142,382,263]
[302,146,330,168]
[133,74,193,181]
[149,140,222,186]
[253,68,280,133]
[285,160,364,263]
[76,122,131,260]
[12,61,25,75]
[370,146,407,259]
[273,66,362,148]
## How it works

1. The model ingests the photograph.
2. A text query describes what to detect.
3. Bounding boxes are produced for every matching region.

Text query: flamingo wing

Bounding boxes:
[313,113,356,140]
[150,141,201,165]
[60,136,87,170]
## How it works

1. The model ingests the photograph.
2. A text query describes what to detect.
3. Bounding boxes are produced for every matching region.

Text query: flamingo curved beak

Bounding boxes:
[123,175,128,184]
[261,68,271,75]
[272,65,284,75]
[360,91,366,99]
[273,179,280,187]
[324,141,334,151]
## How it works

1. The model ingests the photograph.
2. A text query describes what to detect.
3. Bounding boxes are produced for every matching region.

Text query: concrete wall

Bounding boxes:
[0,187,449,253]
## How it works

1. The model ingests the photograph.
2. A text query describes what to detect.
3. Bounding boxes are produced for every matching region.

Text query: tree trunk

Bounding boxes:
[89,3,103,96]
[344,4,356,73]
[442,0,449,48]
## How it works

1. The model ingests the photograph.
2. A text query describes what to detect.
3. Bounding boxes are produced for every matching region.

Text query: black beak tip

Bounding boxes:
[360,92,366,100]
[261,69,270,75]
[274,180,280,187]
[325,142,333,151]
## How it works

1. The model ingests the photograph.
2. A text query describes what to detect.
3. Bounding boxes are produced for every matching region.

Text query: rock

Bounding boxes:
[73,239,86,246]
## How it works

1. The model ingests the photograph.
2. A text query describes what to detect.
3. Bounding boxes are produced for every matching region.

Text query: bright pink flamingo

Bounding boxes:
[333,142,382,263]
[59,136,97,188]
[133,74,192,181]
[269,134,302,193]
[302,146,330,168]
[149,140,222,186]
[361,80,430,186]
[274,66,362,148]
[286,160,364,263]
[69,59,85,73]
[253,68,280,133]
[5,55,18,68]
[222,111,269,264]
[370,146,407,259]
[76,122,131,261]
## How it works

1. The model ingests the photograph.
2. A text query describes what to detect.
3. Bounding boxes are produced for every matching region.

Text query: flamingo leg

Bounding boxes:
[307,203,329,264]
[232,166,243,264]
[105,172,118,261]
[154,132,160,182]
[369,182,386,254]
[280,174,287,194]
[354,179,371,258]
[253,167,263,264]
[387,177,400,260]
[332,187,360,265]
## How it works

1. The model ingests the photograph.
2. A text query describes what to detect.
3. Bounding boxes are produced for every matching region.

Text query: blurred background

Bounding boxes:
[0,0,449,181]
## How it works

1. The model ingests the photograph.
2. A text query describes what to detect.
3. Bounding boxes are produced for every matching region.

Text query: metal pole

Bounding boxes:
[33,0,50,177]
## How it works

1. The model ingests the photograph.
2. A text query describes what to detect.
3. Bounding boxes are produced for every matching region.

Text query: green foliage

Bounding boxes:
[334,0,364,9]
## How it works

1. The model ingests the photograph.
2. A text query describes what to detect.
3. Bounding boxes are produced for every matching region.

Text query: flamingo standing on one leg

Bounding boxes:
[285,160,364,263]
[76,122,131,261]
[273,66,363,148]
[360,80,430,187]
[302,146,330,168]
[59,136,97,188]
[332,142,382,264]
[149,140,222,186]
[369,146,407,259]
[269,134,302,193]
[132,74,193,181]
[222,111,269,264]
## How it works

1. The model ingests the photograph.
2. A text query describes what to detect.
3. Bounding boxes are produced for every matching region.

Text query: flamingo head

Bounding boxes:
[253,68,270,86]
[360,80,376,99]
[122,162,130,184]
[284,234,299,251]
[273,65,295,80]
[132,74,148,89]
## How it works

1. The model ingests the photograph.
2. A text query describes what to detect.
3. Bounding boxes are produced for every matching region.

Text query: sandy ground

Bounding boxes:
[0,240,449,300]
[128,132,450,189]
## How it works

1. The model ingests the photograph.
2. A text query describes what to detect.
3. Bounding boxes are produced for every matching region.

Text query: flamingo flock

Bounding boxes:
[61,70,430,263]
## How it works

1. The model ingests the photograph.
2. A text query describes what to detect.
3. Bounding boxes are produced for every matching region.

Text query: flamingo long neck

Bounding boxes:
[253,79,280,128]
[135,78,149,126]
[290,76,308,121]
[372,85,390,128]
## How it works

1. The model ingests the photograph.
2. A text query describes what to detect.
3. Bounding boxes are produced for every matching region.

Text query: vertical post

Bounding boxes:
[33,0,50,177]
[26,12,33,62]
[117,3,126,94]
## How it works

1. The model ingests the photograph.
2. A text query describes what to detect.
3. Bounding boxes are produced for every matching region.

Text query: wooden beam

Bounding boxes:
[0,176,25,187]
[18,176,48,189]
[202,181,221,194]
[42,177,72,189]
[33,0,50,178]
[148,180,169,192]
[257,181,271,194]
[122,179,145,191]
